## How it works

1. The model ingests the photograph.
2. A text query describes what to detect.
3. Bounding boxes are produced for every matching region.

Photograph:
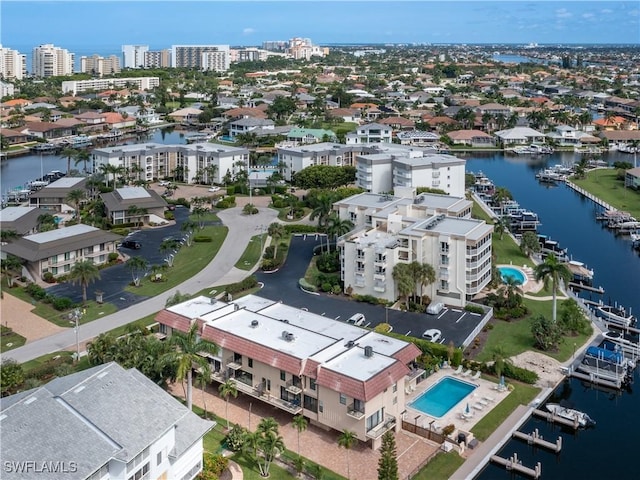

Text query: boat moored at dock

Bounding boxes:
[545,403,595,427]
[596,303,636,328]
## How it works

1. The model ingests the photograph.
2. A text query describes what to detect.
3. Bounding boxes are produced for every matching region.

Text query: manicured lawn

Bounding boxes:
[126,225,227,296]
[470,382,540,441]
[234,234,266,270]
[1,326,26,351]
[491,233,534,268]
[412,452,465,480]
[474,298,593,363]
[472,201,493,222]
[4,287,118,327]
[572,168,640,220]
[321,121,358,137]
[189,212,220,223]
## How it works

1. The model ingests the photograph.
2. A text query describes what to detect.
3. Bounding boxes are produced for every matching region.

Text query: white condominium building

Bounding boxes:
[61,76,160,95]
[156,294,423,449]
[172,45,230,70]
[346,123,393,145]
[121,44,149,68]
[144,49,171,68]
[276,142,369,181]
[286,37,328,60]
[335,190,492,307]
[355,144,467,197]
[80,54,121,76]
[91,142,249,184]
[32,44,74,77]
[0,45,26,80]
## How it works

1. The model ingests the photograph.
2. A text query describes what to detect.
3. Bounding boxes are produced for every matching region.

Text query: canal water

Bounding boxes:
[468,150,640,480]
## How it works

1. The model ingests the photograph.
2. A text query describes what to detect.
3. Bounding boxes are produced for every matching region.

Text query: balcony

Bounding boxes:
[354,275,366,287]
[226,356,242,370]
[366,415,396,440]
[346,403,365,420]
[228,380,303,415]
[286,380,303,395]
[405,367,425,383]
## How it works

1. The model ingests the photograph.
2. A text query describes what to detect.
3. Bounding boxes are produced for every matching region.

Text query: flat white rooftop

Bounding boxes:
[168,296,225,319]
[25,224,98,244]
[45,177,85,189]
[118,187,151,200]
[323,344,396,381]
[0,206,38,222]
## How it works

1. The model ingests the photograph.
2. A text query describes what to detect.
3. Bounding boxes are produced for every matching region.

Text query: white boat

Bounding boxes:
[546,403,595,427]
[596,304,636,327]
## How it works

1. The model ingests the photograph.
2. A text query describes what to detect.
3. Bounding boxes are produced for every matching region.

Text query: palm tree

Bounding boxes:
[534,253,572,322]
[68,260,101,303]
[66,189,85,221]
[309,194,333,228]
[181,220,198,246]
[292,414,308,461]
[197,363,212,420]
[325,213,354,252]
[0,229,18,243]
[412,261,436,304]
[206,163,218,185]
[61,147,78,175]
[1,254,23,288]
[392,263,414,309]
[267,222,285,259]
[37,213,57,232]
[127,256,149,287]
[166,322,218,410]
[491,344,512,380]
[127,204,147,229]
[160,239,180,267]
[74,150,91,175]
[493,217,508,240]
[218,379,238,429]
[338,429,357,480]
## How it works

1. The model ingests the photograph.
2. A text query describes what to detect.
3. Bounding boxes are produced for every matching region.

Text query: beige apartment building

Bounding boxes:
[156,295,423,449]
[335,190,493,307]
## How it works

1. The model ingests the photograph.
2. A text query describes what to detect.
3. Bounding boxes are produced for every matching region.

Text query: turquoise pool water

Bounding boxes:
[409,377,477,418]
[498,266,527,285]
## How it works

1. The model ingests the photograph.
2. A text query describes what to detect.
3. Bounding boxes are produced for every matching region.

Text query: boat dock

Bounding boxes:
[568,282,605,294]
[490,452,541,479]
[513,428,562,453]
[531,408,583,429]
[565,180,615,211]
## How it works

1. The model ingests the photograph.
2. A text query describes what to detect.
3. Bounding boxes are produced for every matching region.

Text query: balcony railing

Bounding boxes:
[286,380,303,395]
[226,356,242,370]
[366,415,396,440]
[405,367,425,382]
[346,403,365,420]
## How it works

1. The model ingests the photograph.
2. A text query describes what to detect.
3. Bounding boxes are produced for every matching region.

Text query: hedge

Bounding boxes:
[382,330,464,366]
[298,278,318,292]
[283,224,318,234]
[225,275,258,295]
[193,236,213,242]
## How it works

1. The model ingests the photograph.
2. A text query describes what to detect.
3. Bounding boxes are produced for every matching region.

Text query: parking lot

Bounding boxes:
[256,235,488,347]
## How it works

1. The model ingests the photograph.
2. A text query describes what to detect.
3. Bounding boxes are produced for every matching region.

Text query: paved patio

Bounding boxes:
[169,382,441,479]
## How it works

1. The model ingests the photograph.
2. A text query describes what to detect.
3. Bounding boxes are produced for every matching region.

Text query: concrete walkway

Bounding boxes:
[5,206,278,364]
[0,293,65,342]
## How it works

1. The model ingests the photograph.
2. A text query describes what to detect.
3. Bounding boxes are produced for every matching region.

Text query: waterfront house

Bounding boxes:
[0,127,30,145]
[21,121,78,140]
[447,129,495,147]
[28,177,87,213]
[546,125,600,146]
[286,128,337,145]
[494,126,546,146]
[346,123,393,145]
[326,107,361,123]
[1,223,121,279]
[103,112,137,130]
[100,187,168,225]
[155,294,421,449]
[0,362,213,480]
[378,116,416,130]
[396,130,440,146]
[167,107,203,124]
[228,117,275,139]
[74,111,107,125]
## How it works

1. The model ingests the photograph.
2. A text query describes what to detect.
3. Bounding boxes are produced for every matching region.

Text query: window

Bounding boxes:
[248,358,253,368]
[392,384,397,393]
[303,394,318,413]
[127,463,149,480]
[280,370,286,381]
[157,451,162,466]
[310,378,316,391]
[339,393,347,405]
[393,396,397,405]
[180,461,203,480]
[366,408,384,431]
[319,401,324,413]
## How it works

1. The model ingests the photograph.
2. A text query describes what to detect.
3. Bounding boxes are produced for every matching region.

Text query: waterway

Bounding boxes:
[0,128,187,196]
[469,150,640,480]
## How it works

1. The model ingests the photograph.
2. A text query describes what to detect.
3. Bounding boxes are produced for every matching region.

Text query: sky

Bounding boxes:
[1,0,639,54]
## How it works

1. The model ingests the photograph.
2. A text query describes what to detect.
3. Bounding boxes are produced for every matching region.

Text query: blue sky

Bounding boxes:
[2,1,638,53]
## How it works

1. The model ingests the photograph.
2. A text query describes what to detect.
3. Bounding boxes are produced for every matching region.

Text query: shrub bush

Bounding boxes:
[225,276,258,295]
[464,304,485,314]
[283,224,317,234]
[108,252,119,262]
[442,424,456,437]
[193,236,212,242]
[52,296,74,311]
[298,278,318,292]
[321,282,332,292]
[316,251,340,273]
[331,284,341,294]
[501,363,539,384]
[352,294,386,305]
[226,186,235,195]
[24,355,73,382]
[261,258,282,271]
[111,227,130,236]
[42,272,55,283]
[164,211,175,220]
[26,283,47,300]
[201,453,229,479]
[224,424,246,452]
[263,245,275,259]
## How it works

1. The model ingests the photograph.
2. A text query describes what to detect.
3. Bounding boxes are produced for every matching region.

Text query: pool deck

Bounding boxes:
[404,368,511,436]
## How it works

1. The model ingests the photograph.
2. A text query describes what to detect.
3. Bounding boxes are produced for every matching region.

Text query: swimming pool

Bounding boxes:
[498,266,527,286]
[409,376,477,418]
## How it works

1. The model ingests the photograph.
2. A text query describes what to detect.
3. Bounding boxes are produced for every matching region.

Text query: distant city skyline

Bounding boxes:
[2,0,639,55]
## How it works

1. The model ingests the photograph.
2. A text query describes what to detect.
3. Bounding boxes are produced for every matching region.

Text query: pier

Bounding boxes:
[513,428,562,453]
[491,452,541,479]
[564,179,617,211]
[532,408,582,429]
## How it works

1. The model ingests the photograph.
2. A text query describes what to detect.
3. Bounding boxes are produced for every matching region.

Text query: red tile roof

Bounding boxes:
[393,343,422,365]
[155,310,192,332]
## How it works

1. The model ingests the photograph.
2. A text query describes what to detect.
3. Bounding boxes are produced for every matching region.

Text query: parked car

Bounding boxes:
[159,180,171,187]
[426,302,445,315]
[120,240,142,249]
[422,328,442,343]
[208,186,221,192]
[347,313,366,326]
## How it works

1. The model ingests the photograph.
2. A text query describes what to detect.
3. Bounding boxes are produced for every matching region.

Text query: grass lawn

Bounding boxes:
[412,452,465,480]
[107,313,159,338]
[470,381,540,441]
[572,168,640,220]
[492,233,534,268]
[321,121,358,137]
[1,326,26,351]
[234,234,266,270]
[126,225,227,296]
[474,298,593,363]
[472,201,493,222]
[4,287,118,327]
[189,212,220,223]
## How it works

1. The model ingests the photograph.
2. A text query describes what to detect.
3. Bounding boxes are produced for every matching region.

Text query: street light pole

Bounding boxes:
[74,308,81,364]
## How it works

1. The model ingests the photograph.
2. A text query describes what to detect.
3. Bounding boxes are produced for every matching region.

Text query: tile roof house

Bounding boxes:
[494,126,546,145]
[100,187,168,225]
[167,107,203,124]
[2,224,122,279]
[0,362,213,480]
[155,295,422,449]
[447,129,495,147]
[378,116,415,130]
[21,121,78,140]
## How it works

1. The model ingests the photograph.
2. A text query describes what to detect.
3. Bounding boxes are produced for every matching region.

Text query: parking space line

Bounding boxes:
[437,310,447,320]
[321,312,325,316]
[364,322,371,328]
[456,312,467,323]
[405,330,411,336]
[334,315,341,320]
[439,338,446,344]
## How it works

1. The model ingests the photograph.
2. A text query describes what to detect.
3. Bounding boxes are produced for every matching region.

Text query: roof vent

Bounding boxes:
[282,330,290,340]
[250,320,259,328]
[282,332,295,342]
[346,340,356,348]
[364,346,374,358]
[210,297,217,304]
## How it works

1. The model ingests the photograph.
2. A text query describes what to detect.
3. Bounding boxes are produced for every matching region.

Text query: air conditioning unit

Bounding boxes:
[250,320,259,328]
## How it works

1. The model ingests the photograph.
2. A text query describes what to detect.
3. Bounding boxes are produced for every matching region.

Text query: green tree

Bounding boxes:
[520,231,541,257]
[86,332,116,365]
[534,253,572,322]
[61,146,78,175]
[325,213,354,252]
[377,431,398,480]
[411,261,436,304]
[493,217,508,240]
[267,222,285,258]
[292,414,308,461]
[1,254,23,287]
[68,260,101,303]
[491,344,512,379]
[243,418,286,477]
[0,359,24,396]
[181,220,198,246]
[127,204,147,229]
[127,256,149,287]
[309,193,333,228]
[531,314,564,351]
[218,379,238,429]
[37,213,57,232]
[74,150,92,175]
[160,239,180,267]
[338,430,358,480]
[166,322,218,410]
[165,289,189,307]
[392,263,414,309]
[559,298,590,335]
[267,95,297,121]
[66,188,85,221]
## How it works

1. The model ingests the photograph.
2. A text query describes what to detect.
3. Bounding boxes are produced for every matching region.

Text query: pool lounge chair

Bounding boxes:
[472,403,485,411]
[482,395,495,403]
[453,365,463,375]
[471,370,481,380]
[462,369,472,377]
[477,399,489,407]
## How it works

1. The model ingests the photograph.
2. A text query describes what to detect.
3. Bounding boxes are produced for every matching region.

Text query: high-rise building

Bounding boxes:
[32,44,74,77]
[287,37,328,61]
[80,54,121,76]
[171,45,230,70]
[262,40,288,52]
[0,45,26,80]
[121,45,148,68]
[143,49,171,68]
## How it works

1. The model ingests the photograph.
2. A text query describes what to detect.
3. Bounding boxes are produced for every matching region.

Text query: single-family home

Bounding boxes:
[447,129,495,147]
[167,107,203,124]
[346,123,393,145]
[625,167,640,190]
[228,117,275,139]
[494,126,546,146]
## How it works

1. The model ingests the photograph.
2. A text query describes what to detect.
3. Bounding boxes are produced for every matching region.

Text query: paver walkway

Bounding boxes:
[0,293,65,342]
[170,382,440,480]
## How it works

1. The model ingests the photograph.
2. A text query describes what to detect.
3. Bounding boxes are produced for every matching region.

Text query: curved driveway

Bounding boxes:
[7,207,278,364]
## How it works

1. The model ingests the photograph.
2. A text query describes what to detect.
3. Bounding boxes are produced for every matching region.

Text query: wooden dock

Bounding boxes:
[569,369,624,389]
[568,282,605,294]
[513,428,562,453]
[565,180,616,212]
[532,408,582,429]
[491,452,541,479]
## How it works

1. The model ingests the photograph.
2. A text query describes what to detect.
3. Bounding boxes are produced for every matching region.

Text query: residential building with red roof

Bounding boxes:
[155,294,422,449]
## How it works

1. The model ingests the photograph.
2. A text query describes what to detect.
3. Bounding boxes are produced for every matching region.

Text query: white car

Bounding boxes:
[159,180,171,187]
[347,313,366,326]
[422,328,442,343]
[208,186,221,192]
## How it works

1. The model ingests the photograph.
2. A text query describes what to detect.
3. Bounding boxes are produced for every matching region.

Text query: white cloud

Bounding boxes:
[242,27,255,35]
[555,8,572,18]
[601,9,613,14]
[582,13,594,19]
